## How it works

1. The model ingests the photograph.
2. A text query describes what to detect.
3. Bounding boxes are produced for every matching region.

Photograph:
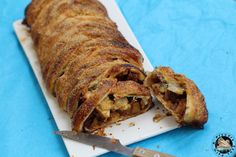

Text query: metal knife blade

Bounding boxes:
[56,131,175,157]
[55,130,133,156]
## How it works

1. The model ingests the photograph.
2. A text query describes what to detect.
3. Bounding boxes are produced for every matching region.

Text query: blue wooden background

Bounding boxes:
[1,0,236,156]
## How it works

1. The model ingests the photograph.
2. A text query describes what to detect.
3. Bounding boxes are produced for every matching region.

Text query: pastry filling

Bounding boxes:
[82,67,149,131]
[84,94,149,131]
[115,69,144,84]
[150,75,187,120]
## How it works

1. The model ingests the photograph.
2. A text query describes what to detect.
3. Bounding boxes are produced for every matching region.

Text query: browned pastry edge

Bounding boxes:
[45,45,144,94]
[144,67,208,128]
[23,0,108,27]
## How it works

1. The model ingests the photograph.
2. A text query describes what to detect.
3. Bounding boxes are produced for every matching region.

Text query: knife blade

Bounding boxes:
[55,131,175,157]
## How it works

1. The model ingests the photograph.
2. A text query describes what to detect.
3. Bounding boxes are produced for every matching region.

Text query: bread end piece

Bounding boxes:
[144,67,208,128]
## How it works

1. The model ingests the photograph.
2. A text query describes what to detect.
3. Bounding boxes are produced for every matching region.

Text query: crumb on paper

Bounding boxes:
[92,145,96,150]
[25,28,30,34]
[109,133,112,136]
[153,114,165,123]
[138,127,140,130]
[111,137,118,144]
[71,155,75,157]
[166,112,172,116]
[20,37,26,42]
[128,122,135,127]
[122,129,124,132]
[160,126,163,129]
[94,128,106,136]
[115,122,121,126]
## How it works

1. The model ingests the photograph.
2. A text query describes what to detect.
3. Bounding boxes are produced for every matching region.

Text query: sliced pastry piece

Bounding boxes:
[144,67,208,128]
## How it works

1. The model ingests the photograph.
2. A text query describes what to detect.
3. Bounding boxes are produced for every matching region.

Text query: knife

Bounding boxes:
[55,131,175,157]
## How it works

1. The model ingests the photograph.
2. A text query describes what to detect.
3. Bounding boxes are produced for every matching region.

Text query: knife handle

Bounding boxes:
[132,147,175,157]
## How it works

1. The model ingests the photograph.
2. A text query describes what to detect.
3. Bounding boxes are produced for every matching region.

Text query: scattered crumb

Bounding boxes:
[25,28,30,33]
[121,129,125,132]
[166,112,172,116]
[115,122,121,126]
[153,114,165,123]
[156,145,160,148]
[71,155,75,157]
[138,128,140,130]
[128,122,135,127]
[156,106,160,110]
[111,137,118,144]
[94,128,106,136]
[20,37,26,42]
[160,126,163,129]
[109,133,112,136]
[92,145,96,150]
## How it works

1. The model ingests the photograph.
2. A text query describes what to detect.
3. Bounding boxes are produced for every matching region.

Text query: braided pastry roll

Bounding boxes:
[24,0,153,132]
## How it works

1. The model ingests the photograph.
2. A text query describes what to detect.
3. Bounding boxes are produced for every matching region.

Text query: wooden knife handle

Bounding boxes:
[132,147,175,157]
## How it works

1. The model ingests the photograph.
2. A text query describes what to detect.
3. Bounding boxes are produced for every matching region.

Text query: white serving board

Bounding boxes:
[13,0,179,156]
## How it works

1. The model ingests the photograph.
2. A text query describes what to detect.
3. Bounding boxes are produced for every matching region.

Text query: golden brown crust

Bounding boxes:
[46,45,143,94]
[55,60,128,110]
[144,67,208,128]
[25,0,152,132]
[35,17,122,72]
[24,0,108,27]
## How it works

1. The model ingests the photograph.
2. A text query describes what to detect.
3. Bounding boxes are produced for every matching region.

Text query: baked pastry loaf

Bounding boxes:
[24,0,152,132]
[144,67,208,128]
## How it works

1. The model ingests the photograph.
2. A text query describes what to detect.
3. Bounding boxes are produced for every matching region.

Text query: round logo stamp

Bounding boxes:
[213,133,235,157]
